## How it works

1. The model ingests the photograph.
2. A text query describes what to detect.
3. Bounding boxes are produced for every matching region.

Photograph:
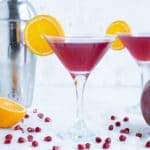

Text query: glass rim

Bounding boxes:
[44,34,115,43]
[117,32,150,37]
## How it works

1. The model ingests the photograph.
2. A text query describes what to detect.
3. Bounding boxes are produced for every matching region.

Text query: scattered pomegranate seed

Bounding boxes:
[115,121,121,127]
[14,125,21,130]
[20,127,24,133]
[33,108,38,113]
[108,125,114,131]
[123,117,129,122]
[35,127,41,133]
[119,135,127,142]
[5,134,13,140]
[44,117,51,122]
[105,137,111,144]
[135,133,142,138]
[120,128,130,134]
[24,114,29,119]
[27,135,33,142]
[110,115,116,120]
[77,144,85,150]
[18,137,26,143]
[43,136,52,142]
[145,141,150,148]
[4,139,11,144]
[85,143,91,149]
[13,125,24,133]
[95,137,102,143]
[102,143,110,149]
[52,145,61,150]
[37,113,44,119]
[27,127,34,133]
[32,140,39,147]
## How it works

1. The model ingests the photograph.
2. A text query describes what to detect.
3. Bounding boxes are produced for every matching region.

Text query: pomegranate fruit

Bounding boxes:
[141,80,150,125]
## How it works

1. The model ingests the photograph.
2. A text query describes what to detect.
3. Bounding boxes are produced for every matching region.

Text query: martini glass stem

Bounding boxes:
[140,64,150,88]
[73,74,88,131]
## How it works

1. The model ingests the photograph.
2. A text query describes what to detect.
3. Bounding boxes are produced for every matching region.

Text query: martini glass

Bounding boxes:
[119,33,150,113]
[45,35,114,141]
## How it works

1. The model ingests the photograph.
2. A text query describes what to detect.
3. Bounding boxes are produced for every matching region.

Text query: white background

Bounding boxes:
[29,0,150,88]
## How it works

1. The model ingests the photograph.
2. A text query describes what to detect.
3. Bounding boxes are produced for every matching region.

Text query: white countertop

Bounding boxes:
[1,85,149,150]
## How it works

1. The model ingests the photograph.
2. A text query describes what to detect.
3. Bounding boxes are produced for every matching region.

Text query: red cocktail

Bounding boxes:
[119,34,150,61]
[50,40,110,75]
[119,34,150,86]
[46,36,113,141]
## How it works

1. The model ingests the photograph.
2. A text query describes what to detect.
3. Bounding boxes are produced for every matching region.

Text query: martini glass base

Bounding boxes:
[57,120,95,142]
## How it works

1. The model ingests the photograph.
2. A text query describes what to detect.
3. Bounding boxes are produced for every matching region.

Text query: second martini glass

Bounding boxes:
[45,35,113,141]
[119,33,150,113]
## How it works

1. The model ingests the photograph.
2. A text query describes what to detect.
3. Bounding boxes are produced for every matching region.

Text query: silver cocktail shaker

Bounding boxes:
[0,0,36,107]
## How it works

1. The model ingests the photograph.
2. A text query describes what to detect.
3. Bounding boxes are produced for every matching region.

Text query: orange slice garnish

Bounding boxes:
[106,20,131,50]
[24,15,64,56]
[0,97,26,128]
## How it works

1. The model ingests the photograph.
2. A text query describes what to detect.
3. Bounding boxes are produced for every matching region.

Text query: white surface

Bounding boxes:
[1,85,150,150]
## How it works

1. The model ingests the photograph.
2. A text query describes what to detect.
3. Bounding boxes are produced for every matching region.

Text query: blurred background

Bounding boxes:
[29,0,150,88]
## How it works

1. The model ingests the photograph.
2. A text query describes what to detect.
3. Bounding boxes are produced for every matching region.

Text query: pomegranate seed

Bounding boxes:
[14,125,24,133]
[102,143,110,149]
[43,136,52,142]
[32,140,38,147]
[5,134,13,140]
[119,135,126,142]
[95,137,102,143]
[44,117,51,122]
[85,143,91,149]
[52,145,61,150]
[14,125,21,130]
[135,133,142,138]
[115,121,121,127]
[110,115,116,120]
[35,127,41,132]
[37,113,44,119]
[27,127,34,133]
[20,127,24,133]
[18,137,26,143]
[4,139,11,144]
[105,137,111,144]
[145,141,150,148]
[123,117,129,122]
[120,128,130,134]
[77,144,85,150]
[33,108,38,113]
[27,135,33,142]
[24,114,29,119]
[108,125,114,131]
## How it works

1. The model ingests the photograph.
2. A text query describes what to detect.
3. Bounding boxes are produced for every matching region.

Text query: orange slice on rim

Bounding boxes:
[106,20,131,50]
[24,15,64,56]
[0,97,26,128]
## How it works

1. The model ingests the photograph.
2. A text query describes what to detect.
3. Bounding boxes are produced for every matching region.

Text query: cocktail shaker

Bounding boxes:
[0,0,36,107]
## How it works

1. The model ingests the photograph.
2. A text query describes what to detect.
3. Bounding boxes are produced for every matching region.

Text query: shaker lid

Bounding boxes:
[0,0,36,21]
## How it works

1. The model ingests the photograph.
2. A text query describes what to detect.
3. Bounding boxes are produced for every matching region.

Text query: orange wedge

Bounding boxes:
[0,97,26,128]
[106,20,131,50]
[24,15,64,56]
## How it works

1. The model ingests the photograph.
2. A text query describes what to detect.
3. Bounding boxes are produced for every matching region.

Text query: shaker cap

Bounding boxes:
[0,0,36,21]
